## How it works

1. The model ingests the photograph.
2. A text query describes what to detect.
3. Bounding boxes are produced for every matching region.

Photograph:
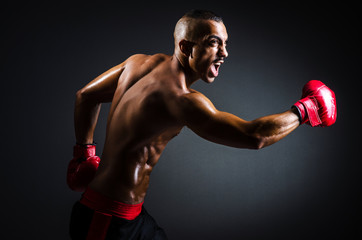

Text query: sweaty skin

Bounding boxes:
[74,18,299,204]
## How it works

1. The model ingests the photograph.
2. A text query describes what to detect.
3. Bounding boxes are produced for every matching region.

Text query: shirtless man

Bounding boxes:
[68,10,337,240]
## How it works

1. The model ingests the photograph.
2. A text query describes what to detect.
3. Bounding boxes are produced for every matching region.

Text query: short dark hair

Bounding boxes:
[183,9,223,23]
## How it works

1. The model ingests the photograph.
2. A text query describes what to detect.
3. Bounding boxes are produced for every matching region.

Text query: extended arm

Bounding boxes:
[74,63,125,144]
[176,92,300,149]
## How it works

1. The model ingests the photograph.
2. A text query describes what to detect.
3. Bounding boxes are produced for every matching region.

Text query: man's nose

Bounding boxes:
[218,45,228,58]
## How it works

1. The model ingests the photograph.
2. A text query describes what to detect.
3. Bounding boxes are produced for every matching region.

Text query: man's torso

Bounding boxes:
[89,54,189,204]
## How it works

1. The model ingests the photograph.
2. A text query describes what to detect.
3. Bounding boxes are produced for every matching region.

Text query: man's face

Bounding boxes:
[189,20,228,83]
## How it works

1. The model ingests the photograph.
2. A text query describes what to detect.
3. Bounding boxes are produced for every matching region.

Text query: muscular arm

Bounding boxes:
[176,92,300,149]
[74,63,125,144]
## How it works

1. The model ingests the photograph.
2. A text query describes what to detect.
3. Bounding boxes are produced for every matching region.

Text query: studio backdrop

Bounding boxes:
[1,1,360,239]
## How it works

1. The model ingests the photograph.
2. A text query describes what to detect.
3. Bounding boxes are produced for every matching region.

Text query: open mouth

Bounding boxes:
[210,61,223,77]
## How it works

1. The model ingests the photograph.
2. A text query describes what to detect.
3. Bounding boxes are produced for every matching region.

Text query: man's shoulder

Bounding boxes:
[179,89,209,103]
[126,53,170,65]
[167,89,217,126]
[169,89,214,115]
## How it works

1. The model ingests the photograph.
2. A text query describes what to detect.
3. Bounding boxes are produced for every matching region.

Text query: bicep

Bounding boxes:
[191,111,259,149]
[177,93,258,149]
[78,62,126,103]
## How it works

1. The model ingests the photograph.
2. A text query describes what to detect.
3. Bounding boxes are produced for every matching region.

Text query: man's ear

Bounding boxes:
[179,40,194,58]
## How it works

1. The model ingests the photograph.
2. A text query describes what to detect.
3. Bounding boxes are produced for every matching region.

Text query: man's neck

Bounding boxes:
[172,52,199,88]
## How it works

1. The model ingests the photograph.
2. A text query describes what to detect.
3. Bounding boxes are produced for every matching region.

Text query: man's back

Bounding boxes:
[89,53,185,204]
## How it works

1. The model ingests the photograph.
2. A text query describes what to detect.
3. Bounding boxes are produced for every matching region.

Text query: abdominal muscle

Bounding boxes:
[88,135,175,205]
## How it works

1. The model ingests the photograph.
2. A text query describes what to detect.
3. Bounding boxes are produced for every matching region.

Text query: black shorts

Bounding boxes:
[69,201,168,240]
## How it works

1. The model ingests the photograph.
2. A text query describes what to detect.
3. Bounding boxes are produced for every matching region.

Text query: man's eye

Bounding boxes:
[209,40,218,45]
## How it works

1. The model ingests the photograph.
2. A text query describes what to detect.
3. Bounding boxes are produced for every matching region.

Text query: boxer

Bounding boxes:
[68,9,337,240]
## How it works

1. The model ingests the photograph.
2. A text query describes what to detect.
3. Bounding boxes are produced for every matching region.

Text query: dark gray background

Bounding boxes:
[1,1,360,239]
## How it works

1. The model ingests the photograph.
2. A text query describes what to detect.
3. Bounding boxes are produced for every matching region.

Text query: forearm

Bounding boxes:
[249,108,300,149]
[74,90,102,144]
[179,91,301,150]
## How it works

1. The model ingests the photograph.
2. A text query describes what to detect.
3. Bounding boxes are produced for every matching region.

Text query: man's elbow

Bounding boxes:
[75,87,92,103]
[248,136,267,150]
[241,120,274,150]
[76,89,83,100]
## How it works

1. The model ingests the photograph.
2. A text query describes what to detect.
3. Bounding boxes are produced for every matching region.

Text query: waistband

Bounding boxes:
[80,187,143,220]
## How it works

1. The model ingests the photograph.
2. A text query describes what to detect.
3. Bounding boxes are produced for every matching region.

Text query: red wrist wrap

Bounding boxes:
[73,145,96,158]
[294,97,323,126]
[293,101,307,124]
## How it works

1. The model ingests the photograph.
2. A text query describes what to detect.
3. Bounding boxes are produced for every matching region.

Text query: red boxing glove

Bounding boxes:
[293,80,337,127]
[67,144,100,192]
